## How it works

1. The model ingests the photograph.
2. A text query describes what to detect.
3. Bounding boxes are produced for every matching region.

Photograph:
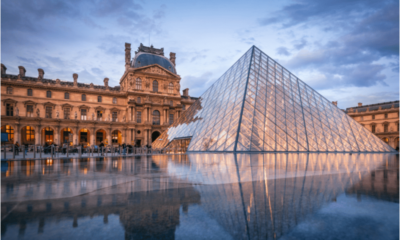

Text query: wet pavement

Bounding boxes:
[1,153,399,240]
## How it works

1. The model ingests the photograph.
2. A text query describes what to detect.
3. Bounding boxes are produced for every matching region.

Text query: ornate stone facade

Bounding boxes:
[345,101,399,150]
[1,43,197,147]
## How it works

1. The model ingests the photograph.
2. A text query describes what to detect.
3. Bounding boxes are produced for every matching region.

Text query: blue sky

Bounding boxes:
[2,0,398,109]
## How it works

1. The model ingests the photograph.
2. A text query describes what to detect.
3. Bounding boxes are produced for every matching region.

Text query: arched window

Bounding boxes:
[64,92,69,99]
[152,110,160,125]
[46,91,52,98]
[113,97,117,104]
[153,80,158,92]
[27,89,33,96]
[168,83,173,94]
[98,96,102,102]
[81,94,86,101]
[136,78,142,90]
[385,113,388,119]
[382,137,389,143]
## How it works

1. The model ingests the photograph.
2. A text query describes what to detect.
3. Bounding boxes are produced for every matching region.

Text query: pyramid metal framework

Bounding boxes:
[153,46,395,152]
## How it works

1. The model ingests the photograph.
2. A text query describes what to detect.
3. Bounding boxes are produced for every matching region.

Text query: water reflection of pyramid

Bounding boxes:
[153,46,395,152]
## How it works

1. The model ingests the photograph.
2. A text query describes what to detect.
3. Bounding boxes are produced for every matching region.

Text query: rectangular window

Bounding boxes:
[112,112,118,122]
[6,103,13,116]
[385,113,388,119]
[46,91,52,98]
[371,125,376,133]
[137,97,141,103]
[97,110,103,120]
[27,89,33,96]
[169,114,174,125]
[80,130,88,143]
[372,115,375,120]
[384,124,388,133]
[64,108,70,119]
[46,107,52,118]
[65,92,69,99]
[6,87,13,94]
[81,109,87,120]
[182,105,186,110]
[27,105,33,117]
[137,111,142,123]
[25,126,35,141]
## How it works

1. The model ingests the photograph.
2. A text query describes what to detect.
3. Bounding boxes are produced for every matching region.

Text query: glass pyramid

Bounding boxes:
[153,46,396,152]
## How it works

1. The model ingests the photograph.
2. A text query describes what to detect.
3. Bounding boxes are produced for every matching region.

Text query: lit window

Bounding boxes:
[112,130,119,143]
[46,91,52,98]
[383,137,389,143]
[44,127,54,144]
[82,94,86,101]
[137,111,142,123]
[1,125,14,142]
[97,96,102,102]
[153,80,158,92]
[168,83,173,94]
[136,78,142,90]
[65,92,69,99]
[24,126,35,142]
[27,89,33,96]
[80,129,88,143]
[97,110,103,120]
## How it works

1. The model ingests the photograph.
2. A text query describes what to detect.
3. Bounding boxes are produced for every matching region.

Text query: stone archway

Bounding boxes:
[42,127,54,145]
[151,131,161,143]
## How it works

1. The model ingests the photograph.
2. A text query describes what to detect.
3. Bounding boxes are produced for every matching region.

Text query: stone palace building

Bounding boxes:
[345,101,399,150]
[1,43,197,147]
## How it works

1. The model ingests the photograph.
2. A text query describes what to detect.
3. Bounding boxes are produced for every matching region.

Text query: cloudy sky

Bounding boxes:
[2,0,398,109]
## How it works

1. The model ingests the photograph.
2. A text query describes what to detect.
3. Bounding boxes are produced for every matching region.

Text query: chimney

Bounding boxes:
[18,66,26,78]
[358,102,362,107]
[125,43,131,70]
[1,64,6,75]
[170,52,176,66]
[183,88,189,97]
[104,78,109,88]
[73,73,78,86]
[38,68,44,80]
[332,101,337,106]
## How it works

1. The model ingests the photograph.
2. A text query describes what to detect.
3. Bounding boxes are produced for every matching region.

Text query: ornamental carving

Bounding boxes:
[144,67,167,76]
[145,78,150,89]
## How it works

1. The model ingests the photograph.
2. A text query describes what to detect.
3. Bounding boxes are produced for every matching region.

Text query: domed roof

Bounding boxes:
[132,52,176,74]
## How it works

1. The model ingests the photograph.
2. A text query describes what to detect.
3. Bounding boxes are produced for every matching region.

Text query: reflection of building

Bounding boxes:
[345,101,399,150]
[153,46,395,153]
[1,153,397,239]
[1,43,197,147]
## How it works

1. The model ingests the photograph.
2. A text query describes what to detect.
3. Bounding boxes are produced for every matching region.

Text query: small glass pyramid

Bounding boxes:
[153,46,396,152]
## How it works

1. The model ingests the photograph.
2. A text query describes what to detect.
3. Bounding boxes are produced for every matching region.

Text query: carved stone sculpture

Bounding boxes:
[145,95,150,102]
[36,108,40,117]
[145,78,150,89]
[92,113,95,120]
[176,82,180,92]
[75,111,77,119]
[15,107,19,116]
[56,110,59,118]
[123,115,126,121]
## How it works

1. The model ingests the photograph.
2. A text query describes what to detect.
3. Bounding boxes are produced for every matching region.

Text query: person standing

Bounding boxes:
[15,141,20,156]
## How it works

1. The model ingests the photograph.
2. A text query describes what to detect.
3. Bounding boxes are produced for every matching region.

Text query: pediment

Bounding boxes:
[135,64,178,77]
[23,100,37,107]
[61,103,74,110]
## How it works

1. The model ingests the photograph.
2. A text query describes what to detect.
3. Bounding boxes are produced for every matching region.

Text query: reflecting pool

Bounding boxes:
[1,153,399,240]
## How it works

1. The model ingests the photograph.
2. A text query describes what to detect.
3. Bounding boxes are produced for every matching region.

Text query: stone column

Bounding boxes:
[54,126,59,145]
[35,126,41,145]
[127,108,131,122]
[132,107,135,122]
[108,128,112,146]
[15,124,21,144]
[91,128,96,146]
[75,127,79,145]
[124,128,127,144]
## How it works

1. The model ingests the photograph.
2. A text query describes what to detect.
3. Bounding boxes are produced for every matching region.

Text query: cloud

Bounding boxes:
[276,47,290,56]
[181,72,214,97]
[262,0,398,90]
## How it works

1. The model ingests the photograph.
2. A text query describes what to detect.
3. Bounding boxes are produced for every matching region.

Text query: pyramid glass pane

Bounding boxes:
[153,46,396,153]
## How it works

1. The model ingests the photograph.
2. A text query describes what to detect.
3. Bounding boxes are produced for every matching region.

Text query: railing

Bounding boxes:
[0,144,179,160]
